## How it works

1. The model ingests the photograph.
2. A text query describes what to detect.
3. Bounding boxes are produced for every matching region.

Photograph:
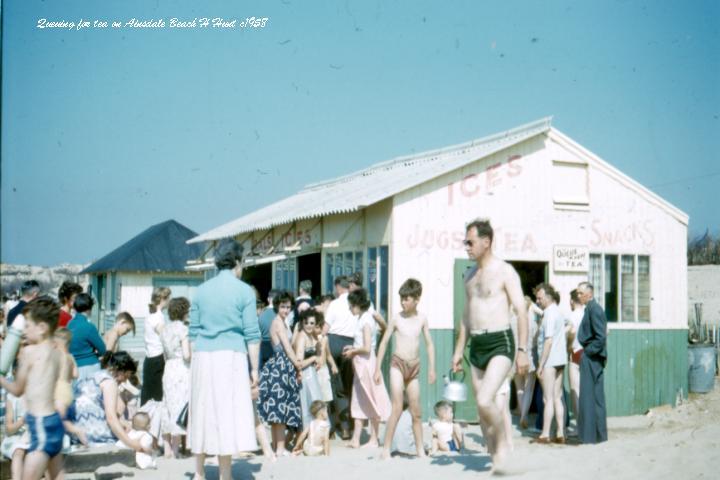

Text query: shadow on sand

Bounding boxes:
[430,451,492,473]
[465,432,487,447]
[183,459,262,480]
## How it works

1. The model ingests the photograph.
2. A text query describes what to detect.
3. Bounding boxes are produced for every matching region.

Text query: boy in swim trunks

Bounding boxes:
[0,296,66,480]
[53,328,76,418]
[374,278,436,460]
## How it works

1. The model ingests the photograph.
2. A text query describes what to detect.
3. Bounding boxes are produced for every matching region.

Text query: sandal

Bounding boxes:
[552,436,566,444]
[531,436,552,444]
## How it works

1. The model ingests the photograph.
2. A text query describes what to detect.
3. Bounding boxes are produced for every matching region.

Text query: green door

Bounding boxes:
[452,258,479,422]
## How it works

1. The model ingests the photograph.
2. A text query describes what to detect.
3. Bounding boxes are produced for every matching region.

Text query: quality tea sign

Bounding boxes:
[553,245,589,272]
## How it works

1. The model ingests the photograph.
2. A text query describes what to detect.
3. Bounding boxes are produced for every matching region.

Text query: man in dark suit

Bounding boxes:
[576,281,608,444]
[7,280,40,327]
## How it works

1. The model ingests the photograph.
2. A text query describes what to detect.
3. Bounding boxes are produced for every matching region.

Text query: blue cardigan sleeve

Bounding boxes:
[188,298,200,343]
[88,324,107,356]
[240,287,260,344]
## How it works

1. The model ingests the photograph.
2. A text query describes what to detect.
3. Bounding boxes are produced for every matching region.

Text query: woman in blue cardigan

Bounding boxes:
[188,239,261,480]
[67,293,107,380]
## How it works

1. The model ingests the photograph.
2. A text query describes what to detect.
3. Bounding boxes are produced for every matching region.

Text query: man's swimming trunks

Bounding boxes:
[468,328,515,370]
[390,354,421,384]
[27,412,65,457]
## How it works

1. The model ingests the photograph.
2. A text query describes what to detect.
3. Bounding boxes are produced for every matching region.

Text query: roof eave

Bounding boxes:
[189,117,554,243]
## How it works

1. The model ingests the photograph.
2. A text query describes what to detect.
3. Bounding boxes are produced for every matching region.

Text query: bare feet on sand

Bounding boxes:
[379,449,391,460]
[345,441,360,449]
[360,441,378,449]
[490,445,513,476]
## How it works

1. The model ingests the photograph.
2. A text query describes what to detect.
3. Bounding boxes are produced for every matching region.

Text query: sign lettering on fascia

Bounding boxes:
[553,245,589,272]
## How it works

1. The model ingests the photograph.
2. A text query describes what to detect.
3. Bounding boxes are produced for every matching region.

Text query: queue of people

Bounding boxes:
[0,222,609,480]
[513,282,607,444]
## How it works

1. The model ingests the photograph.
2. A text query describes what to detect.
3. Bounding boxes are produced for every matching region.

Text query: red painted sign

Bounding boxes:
[446,155,523,206]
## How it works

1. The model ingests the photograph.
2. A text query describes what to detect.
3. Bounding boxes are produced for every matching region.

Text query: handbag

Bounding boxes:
[177,402,189,429]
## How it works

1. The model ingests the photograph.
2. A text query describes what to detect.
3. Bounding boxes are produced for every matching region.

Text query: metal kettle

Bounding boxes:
[443,369,468,402]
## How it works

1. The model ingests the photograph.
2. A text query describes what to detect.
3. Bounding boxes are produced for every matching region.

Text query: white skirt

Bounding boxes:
[316,365,334,402]
[189,351,257,455]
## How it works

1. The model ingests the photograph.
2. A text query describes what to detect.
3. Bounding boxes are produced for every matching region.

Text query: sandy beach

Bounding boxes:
[65,383,719,480]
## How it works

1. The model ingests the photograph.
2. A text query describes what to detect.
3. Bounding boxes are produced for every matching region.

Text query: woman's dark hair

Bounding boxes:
[214,239,245,270]
[168,297,191,321]
[570,289,581,305]
[347,288,371,312]
[73,293,95,313]
[58,281,83,304]
[272,291,294,313]
[101,350,138,374]
[299,308,324,327]
[349,271,363,287]
[333,275,350,289]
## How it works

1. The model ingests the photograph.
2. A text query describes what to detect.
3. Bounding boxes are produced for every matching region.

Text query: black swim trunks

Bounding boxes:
[468,328,515,370]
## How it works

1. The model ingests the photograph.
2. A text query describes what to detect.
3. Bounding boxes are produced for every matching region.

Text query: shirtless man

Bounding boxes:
[0,296,65,480]
[374,278,436,459]
[451,219,529,473]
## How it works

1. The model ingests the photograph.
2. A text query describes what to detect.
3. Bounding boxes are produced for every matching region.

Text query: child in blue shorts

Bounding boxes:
[0,296,65,479]
[430,401,464,455]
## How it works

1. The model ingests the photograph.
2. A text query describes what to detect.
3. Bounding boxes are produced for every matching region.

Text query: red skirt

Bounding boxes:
[571,349,583,365]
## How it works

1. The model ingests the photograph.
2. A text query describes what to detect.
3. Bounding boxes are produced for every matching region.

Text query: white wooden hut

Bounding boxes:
[81,220,204,358]
[190,118,689,417]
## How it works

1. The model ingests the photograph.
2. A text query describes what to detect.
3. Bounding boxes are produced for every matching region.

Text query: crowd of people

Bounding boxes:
[0,219,608,479]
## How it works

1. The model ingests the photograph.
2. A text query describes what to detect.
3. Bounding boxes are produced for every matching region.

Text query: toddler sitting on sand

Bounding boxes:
[293,400,330,456]
[117,412,156,469]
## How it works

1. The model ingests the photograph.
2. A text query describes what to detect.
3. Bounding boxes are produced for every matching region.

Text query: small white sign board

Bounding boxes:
[553,245,589,272]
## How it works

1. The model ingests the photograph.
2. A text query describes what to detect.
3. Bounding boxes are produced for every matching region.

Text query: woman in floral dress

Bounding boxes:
[160,297,191,458]
[258,291,302,456]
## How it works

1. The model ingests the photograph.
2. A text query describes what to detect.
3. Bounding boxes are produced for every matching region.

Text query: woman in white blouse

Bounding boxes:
[534,283,567,444]
[140,287,171,405]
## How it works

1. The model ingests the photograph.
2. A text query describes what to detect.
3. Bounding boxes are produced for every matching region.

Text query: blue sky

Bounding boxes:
[2,0,718,266]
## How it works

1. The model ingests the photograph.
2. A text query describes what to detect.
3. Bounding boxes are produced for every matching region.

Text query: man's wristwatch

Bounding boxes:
[518,347,527,353]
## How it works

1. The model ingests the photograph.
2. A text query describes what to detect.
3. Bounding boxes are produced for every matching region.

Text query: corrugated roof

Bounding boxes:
[189,117,553,243]
[82,220,204,273]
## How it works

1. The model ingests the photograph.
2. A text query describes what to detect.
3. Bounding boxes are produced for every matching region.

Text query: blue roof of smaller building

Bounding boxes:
[81,220,203,274]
